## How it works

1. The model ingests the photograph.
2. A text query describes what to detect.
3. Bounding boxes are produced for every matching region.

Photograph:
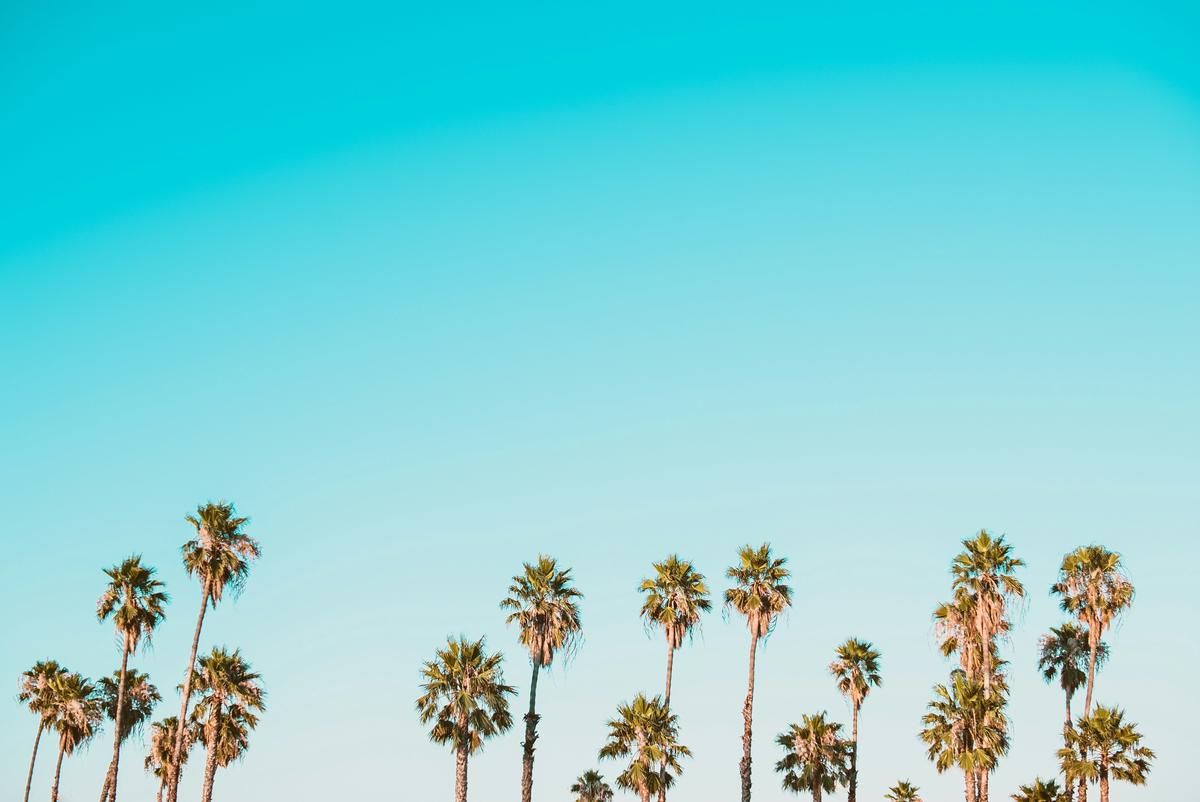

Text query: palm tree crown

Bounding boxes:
[500,554,584,666]
[1012,778,1071,802]
[1059,706,1153,796]
[598,694,690,801]
[571,769,615,802]
[98,669,160,743]
[885,780,923,801]
[724,543,792,638]
[640,555,711,650]
[145,717,192,787]
[775,713,851,801]
[920,672,1008,781]
[97,555,169,648]
[20,660,69,718]
[183,502,261,604]
[190,648,266,739]
[829,638,882,709]
[47,672,104,747]
[1038,623,1106,698]
[416,636,516,753]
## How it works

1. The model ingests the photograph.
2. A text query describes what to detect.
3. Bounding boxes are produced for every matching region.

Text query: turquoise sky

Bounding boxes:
[2,2,1197,800]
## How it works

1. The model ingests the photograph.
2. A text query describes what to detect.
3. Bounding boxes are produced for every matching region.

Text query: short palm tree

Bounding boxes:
[189,647,266,802]
[725,543,792,802]
[1051,547,1133,716]
[640,554,710,802]
[96,555,168,802]
[1059,706,1153,802]
[1012,778,1071,802]
[416,636,516,802]
[885,780,923,801]
[145,717,192,802]
[167,502,260,802]
[775,712,851,802]
[828,638,881,802]
[571,769,615,802]
[46,672,103,802]
[920,672,1008,802]
[97,669,161,802]
[1037,624,1107,737]
[500,555,583,802]
[18,659,69,802]
[598,693,690,802]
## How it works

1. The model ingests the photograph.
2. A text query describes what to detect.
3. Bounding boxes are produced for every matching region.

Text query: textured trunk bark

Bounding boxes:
[1064,689,1074,735]
[23,719,44,802]
[1099,762,1109,802]
[740,636,757,802]
[156,776,165,802]
[1083,629,1098,716]
[1077,777,1087,802]
[962,768,975,802]
[50,737,66,802]
[658,643,675,802]
[455,742,469,802]
[102,636,132,802]
[200,705,220,802]
[979,767,989,802]
[848,702,859,802]
[520,661,540,802]
[168,580,210,802]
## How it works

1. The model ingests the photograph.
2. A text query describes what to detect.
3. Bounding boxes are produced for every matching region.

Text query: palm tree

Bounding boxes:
[500,555,583,802]
[571,769,615,802]
[167,501,260,802]
[775,713,851,802]
[1051,547,1133,716]
[416,636,515,802]
[96,556,168,802]
[950,531,1024,696]
[598,693,691,802]
[145,717,192,802]
[18,660,68,802]
[1012,778,1071,802]
[725,543,792,802]
[828,638,881,802]
[46,672,103,802]
[920,672,1008,802]
[97,669,161,802]
[639,554,710,802]
[885,780,923,801]
[1037,624,1107,737]
[189,647,265,802]
[1059,706,1153,802]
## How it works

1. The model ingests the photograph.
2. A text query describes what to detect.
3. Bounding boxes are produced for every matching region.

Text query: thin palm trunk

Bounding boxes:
[740,636,757,802]
[200,703,220,802]
[658,643,675,802]
[455,738,469,802]
[963,769,976,802]
[101,636,131,802]
[848,701,859,802]
[156,776,165,802]
[23,719,44,802]
[520,661,540,802]
[50,736,66,802]
[169,581,210,802]
[1083,635,1098,716]
[1098,760,1109,802]
[980,767,989,802]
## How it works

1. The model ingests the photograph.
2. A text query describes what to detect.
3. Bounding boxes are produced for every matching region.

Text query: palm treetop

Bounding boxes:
[884,780,922,801]
[1061,704,1154,785]
[145,716,192,778]
[183,501,261,604]
[920,671,1009,776]
[416,636,515,754]
[571,769,615,802]
[951,529,1025,600]
[775,712,851,796]
[598,693,690,796]
[190,647,266,716]
[828,638,882,707]
[639,554,711,649]
[724,543,792,638]
[1051,546,1134,630]
[98,668,161,742]
[97,555,169,649]
[500,554,583,667]
[19,660,69,717]
[47,672,103,753]
[1037,623,1107,695]
[1011,777,1071,802]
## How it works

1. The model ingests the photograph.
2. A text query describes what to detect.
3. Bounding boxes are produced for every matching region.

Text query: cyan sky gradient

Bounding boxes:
[2,3,1197,801]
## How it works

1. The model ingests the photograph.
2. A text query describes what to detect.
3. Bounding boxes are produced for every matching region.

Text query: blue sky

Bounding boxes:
[2,2,1198,800]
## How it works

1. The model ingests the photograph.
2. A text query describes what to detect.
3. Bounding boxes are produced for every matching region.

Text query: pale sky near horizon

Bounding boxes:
[2,2,1198,801]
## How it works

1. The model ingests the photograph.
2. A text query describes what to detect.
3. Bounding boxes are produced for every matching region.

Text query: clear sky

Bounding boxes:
[2,2,1198,801]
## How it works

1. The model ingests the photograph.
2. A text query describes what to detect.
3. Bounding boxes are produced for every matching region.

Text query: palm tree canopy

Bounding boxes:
[96,555,169,650]
[724,543,792,639]
[46,672,103,755]
[1037,623,1108,695]
[828,638,882,708]
[190,647,266,762]
[775,712,851,796]
[19,660,69,718]
[98,668,161,742]
[145,716,192,778]
[639,555,711,649]
[191,702,259,767]
[1051,546,1134,637]
[1012,777,1072,802]
[183,501,261,605]
[416,636,515,755]
[500,554,584,667]
[919,672,1008,776]
[570,769,615,802]
[884,780,923,802]
[1062,705,1154,787]
[599,693,691,795]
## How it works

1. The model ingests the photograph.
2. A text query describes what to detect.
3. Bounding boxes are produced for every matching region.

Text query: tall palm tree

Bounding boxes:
[920,672,1008,802]
[828,638,881,802]
[96,556,168,802]
[725,543,792,802]
[18,660,68,802]
[1012,778,1072,802]
[598,693,691,802]
[500,555,583,802]
[145,717,191,802]
[639,554,710,802]
[1059,706,1153,802]
[167,501,260,802]
[1050,547,1133,716]
[416,636,515,802]
[950,531,1024,696]
[570,769,615,802]
[189,647,265,802]
[774,713,851,802]
[1037,624,1107,738]
[97,669,161,802]
[885,780,923,802]
[46,672,103,802]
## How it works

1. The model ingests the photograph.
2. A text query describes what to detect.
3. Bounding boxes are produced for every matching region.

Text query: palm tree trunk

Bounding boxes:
[1098,761,1109,802]
[1077,778,1087,802]
[50,736,66,802]
[848,701,858,802]
[101,636,131,802]
[23,719,44,802]
[200,708,220,802]
[979,768,989,802]
[168,580,210,802]
[740,636,757,802]
[520,661,541,802]
[455,742,469,802]
[1064,689,1074,735]
[1083,630,1098,716]
[156,776,165,802]
[658,643,675,802]
[962,769,975,802]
